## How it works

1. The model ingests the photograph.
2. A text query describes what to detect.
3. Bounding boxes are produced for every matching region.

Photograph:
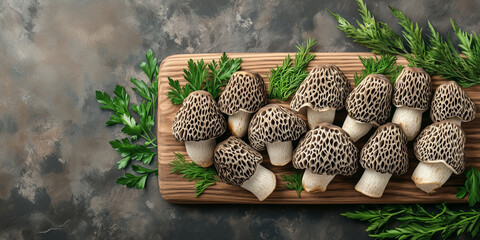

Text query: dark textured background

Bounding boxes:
[1,0,479,239]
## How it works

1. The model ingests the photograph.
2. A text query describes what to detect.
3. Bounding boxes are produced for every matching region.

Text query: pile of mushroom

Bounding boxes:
[169,59,477,201]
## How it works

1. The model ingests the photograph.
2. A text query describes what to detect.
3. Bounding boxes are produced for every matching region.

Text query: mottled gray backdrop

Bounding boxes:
[1,0,479,239]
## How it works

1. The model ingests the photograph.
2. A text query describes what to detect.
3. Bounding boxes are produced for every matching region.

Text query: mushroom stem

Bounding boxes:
[355,168,392,198]
[266,141,293,166]
[307,108,335,129]
[228,111,252,138]
[302,168,335,192]
[185,139,216,167]
[411,162,453,194]
[241,165,276,201]
[446,118,462,126]
[392,106,423,141]
[342,115,372,142]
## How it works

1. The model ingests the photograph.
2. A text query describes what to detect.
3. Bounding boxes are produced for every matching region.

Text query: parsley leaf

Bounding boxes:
[169,152,218,197]
[457,167,480,207]
[96,49,159,190]
[268,38,317,100]
[280,170,304,198]
[167,53,242,104]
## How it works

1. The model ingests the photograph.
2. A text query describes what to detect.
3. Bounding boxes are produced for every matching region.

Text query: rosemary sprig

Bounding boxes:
[329,0,480,87]
[280,170,304,198]
[268,38,317,100]
[169,152,219,197]
[344,204,480,239]
[354,54,403,86]
[167,52,241,104]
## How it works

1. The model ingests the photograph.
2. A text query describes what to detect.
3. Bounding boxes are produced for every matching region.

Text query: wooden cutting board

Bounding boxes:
[157,52,480,204]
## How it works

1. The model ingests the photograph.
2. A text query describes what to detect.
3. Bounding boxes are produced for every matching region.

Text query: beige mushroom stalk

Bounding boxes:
[430,81,476,126]
[214,136,276,201]
[249,104,307,166]
[342,74,392,142]
[411,121,466,193]
[172,91,226,167]
[218,71,268,138]
[391,67,432,141]
[293,123,358,192]
[355,123,408,198]
[290,65,350,129]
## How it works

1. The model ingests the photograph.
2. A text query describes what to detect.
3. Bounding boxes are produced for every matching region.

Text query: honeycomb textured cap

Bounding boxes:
[290,64,350,113]
[430,81,476,123]
[414,120,466,174]
[360,123,409,175]
[248,104,307,151]
[393,66,432,110]
[214,136,263,186]
[346,74,392,126]
[292,123,358,176]
[172,90,226,142]
[218,71,268,115]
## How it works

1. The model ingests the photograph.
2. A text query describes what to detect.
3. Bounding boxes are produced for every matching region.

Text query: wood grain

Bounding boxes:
[157,52,480,204]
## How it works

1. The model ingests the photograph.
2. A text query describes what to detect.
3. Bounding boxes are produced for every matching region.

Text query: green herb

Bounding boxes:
[354,54,403,86]
[96,49,159,189]
[280,170,304,198]
[116,164,158,189]
[343,204,480,239]
[457,167,480,207]
[268,38,317,100]
[169,152,219,197]
[329,0,480,87]
[167,52,241,104]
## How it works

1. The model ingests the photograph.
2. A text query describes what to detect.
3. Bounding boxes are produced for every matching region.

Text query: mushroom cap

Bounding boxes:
[218,71,268,115]
[430,81,476,123]
[292,123,358,176]
[345,74,392,126]
[214,136,263,187]
[248,104,307,151]
[414,120,466,174]
[172,90,226,142]
[360,123,408,175]
[393,66,432,110]
[290,64,350,113]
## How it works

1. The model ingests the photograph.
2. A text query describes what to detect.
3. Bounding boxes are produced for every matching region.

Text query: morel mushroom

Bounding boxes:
[411,120,466,193]
[430,81,476,126]
[214,136,276,201]
[249,104,307,166]
[290,65,350,129]
[355,123,408,198]
[392,67,432,141]
[218,71,268,138]
[172,90,226,167]
[292,123,358,192]
[342,74,392,142]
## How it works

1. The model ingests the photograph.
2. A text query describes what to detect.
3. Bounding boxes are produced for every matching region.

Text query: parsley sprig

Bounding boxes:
[167,52,241,104]
[280,170,304,198]
[329,0,480,87]
[354,54,403,86]
[96,49,159,189]
[457,167,480,207]
[169,153,219,197]
[268,38,317,100]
